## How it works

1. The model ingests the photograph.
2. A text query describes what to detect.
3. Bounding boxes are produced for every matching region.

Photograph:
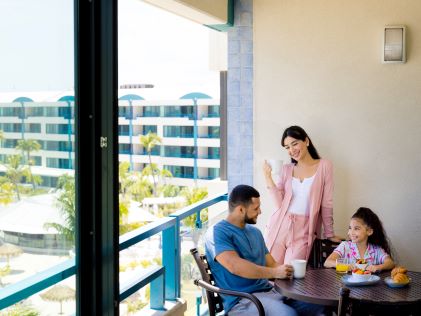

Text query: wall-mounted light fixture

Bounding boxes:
[383,25,406,63]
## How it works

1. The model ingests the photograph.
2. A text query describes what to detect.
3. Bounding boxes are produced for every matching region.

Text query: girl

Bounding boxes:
[324,207,395,272]
[264,125,341,264]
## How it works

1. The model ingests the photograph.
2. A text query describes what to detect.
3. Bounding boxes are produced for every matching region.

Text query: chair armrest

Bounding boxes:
[194,279,265,316]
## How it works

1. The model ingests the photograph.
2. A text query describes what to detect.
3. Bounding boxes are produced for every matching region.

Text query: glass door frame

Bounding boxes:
[75,0,119,314]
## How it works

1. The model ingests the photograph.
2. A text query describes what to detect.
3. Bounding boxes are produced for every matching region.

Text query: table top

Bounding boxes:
[274,269,421,306]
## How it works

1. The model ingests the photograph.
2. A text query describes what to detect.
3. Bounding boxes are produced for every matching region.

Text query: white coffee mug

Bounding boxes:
[267,159,283,174]
[291,259,307,279]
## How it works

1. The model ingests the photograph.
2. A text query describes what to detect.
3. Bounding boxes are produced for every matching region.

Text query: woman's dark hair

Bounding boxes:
[352,207,392,257]
[281,126,320,163]
[229,185,260,213]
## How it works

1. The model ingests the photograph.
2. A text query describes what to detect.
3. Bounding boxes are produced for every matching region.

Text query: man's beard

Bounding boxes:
[244,214,257,224]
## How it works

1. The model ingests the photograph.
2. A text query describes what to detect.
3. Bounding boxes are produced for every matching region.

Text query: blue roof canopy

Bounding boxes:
[119,94,144,101]
[13,97,33,102]
[58,95,75,102]
[180,92,211,100]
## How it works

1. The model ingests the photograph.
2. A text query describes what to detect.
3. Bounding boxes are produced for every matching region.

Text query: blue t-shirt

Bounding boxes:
[204,220,272,312]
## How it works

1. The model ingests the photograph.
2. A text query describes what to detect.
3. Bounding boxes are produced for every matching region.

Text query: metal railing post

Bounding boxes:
[150,269,165,310]
[162,224,178,299]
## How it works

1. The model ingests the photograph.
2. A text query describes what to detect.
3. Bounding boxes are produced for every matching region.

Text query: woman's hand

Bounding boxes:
[263,161,276,189]
[263,160,273,178]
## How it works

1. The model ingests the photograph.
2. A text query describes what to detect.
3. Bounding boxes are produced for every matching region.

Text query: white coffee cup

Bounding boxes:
[267,159,283,174]
[291,259,307,279]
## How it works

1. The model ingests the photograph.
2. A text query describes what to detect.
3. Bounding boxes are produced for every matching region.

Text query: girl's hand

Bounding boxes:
[366,265,381,273]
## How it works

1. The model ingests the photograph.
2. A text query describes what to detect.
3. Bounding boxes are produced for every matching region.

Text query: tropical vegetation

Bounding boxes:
[16,139,42,189]
[139,132,162,196]
[0,136,43,202]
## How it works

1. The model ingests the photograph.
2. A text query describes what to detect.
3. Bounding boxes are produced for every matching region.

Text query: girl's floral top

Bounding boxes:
[333,241,389,265]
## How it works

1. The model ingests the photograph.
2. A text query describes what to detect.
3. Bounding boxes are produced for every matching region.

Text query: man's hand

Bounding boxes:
[274,264,294,279]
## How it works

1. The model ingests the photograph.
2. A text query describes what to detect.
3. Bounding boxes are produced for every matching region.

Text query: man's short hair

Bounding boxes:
[228,185,260,212]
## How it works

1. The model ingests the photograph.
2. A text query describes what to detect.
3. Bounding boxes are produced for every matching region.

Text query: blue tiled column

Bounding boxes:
[227,0,253,191]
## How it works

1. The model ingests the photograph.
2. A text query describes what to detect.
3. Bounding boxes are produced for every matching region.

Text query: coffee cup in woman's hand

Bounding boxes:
[267,159,283,174]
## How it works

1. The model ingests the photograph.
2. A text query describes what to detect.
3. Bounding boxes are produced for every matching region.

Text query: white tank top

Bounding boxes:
[288,175,315,216]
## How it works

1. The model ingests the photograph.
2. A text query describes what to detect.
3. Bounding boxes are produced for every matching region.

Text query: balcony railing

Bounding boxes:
[142,112,160,117]
[164,153,195,159]
[0,193,228,312]
[169,173,194,179]
[198,134,220,139]
[200,113,220,119]
[164,113,194,119]
[198,154,220,160]
[198,175,219,180]
[164,133,194,138]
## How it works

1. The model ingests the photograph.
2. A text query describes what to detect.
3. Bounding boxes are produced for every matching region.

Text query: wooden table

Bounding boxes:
[274,269,421,308]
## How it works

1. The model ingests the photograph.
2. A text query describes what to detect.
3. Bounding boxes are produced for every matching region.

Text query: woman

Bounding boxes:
[264,126,341,264]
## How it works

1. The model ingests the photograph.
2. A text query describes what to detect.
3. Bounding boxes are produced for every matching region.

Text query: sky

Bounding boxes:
[0,0,221,100]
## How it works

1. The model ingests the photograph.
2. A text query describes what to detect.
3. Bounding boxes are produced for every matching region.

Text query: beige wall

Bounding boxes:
[254,0,421,270]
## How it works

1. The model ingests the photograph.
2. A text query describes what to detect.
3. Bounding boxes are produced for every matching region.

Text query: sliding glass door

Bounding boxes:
[0,1,76,314]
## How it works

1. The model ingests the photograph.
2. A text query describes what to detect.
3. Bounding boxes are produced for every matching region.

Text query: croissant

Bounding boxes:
[391,266,408,278]
[393,272,409,283]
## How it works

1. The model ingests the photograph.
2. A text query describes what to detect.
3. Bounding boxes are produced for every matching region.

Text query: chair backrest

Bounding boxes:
[190,248,224,316]
[308,238,341,269]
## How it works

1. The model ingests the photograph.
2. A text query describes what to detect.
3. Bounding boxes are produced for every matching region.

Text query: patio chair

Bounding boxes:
[190,248,265,316]
[308,238,342,269]
[338,287,421,316]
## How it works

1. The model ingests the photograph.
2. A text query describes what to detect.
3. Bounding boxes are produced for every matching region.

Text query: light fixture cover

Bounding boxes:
[383,25,406,63]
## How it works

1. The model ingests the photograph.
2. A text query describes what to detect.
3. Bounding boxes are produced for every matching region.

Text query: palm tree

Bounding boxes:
[4,155,26,200]
[180,187,208,248]
[158,183,179,198]
[158,168,173,185]
[0,177,14,205]
[129,174,153,202]
[45,175,137,243]
[0,130,5,165]
[16,139,42,190]
[139,132,161,196]
[119,161,136,200]
[44,175,76,245]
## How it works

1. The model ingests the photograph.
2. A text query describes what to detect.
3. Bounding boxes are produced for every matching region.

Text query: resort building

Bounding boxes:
[0,91,222,188]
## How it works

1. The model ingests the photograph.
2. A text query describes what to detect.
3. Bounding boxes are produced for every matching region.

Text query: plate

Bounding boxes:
[384,276,411,288]
[342,274,380,286]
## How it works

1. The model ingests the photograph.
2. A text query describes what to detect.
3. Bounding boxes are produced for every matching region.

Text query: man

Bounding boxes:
[204,184,297,315]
